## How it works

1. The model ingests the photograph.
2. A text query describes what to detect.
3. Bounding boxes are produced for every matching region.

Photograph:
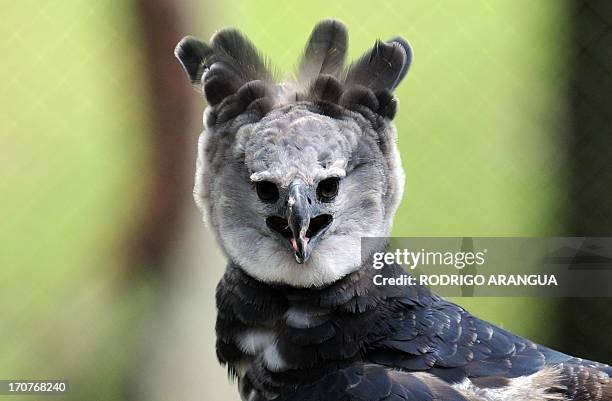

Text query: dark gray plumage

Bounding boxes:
[175,20,611,401]
[216,264,612,401]
[344,39,408,92]
[297,19,348,83]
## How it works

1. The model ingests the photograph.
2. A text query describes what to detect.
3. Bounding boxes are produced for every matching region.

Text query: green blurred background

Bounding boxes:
[1,1,609,400]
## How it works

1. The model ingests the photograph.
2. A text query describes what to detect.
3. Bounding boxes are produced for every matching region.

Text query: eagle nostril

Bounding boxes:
[306,214,332,238]
[266,216,292,239]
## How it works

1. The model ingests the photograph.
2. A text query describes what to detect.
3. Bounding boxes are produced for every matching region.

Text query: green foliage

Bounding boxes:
[0,1,568,399]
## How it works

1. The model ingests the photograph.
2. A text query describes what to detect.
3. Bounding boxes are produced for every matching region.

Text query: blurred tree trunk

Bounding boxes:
[561,0,612,362]
[123,2,240,400]
[127,0,193,273]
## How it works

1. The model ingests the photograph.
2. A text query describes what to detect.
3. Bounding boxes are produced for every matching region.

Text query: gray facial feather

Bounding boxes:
[243,107,353,187]
[196,104,400,286]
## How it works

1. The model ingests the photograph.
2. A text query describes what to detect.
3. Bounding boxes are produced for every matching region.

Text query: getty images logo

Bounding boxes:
[372,248,488,270]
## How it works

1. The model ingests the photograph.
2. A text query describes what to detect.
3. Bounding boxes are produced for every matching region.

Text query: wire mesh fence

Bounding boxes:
[0,1,610,400]
[560,0,612,364]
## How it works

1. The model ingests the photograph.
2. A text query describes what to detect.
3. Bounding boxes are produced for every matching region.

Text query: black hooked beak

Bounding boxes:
[266,181,333,264]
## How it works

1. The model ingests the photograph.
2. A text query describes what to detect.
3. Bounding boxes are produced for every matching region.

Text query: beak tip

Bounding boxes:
[294,252,311,264]
[291,237,312,264]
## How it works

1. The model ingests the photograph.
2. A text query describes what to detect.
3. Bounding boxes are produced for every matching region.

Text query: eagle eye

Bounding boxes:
[256,181,279,202]
[317,178,339,202]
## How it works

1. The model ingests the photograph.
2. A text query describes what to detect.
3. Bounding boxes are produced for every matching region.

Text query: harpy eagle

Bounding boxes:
[174,19,612,401]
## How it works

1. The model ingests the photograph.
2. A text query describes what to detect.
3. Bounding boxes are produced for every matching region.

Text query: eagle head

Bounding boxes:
[175,19,412,287]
